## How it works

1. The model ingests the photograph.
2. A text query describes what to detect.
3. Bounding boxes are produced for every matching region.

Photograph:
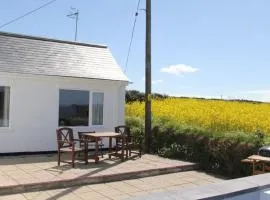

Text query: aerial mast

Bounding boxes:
[67,8,79,41]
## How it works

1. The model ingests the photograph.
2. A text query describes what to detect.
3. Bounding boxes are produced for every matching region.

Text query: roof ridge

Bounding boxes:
[0,31,107,49]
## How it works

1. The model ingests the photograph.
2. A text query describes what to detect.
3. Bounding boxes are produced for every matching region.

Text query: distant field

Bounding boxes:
[125,98,270,135]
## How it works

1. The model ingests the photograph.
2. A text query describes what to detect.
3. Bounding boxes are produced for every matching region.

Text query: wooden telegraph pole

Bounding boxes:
[145,0,152,153]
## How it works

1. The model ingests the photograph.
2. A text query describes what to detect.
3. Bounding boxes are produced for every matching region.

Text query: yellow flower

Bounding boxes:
[126,98,270,135]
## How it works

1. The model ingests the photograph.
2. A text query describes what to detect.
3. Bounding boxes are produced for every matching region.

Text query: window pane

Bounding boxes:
[0,87,10,127]
[92,93,104,125]
[59,90,89,126]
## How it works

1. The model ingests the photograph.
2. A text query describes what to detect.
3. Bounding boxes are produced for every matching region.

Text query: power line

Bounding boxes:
[124,0,141,73]
[0,0,58,29]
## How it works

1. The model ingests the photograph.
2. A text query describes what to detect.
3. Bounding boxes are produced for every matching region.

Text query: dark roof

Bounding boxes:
[0,31,129,82]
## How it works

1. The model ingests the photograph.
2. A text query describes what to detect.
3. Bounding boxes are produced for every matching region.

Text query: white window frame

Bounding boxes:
[58,87,105,128]
[91,91,104,126]
[0,86,11,129]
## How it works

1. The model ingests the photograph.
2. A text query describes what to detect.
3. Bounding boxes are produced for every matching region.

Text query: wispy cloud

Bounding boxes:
[160,64,199,76]
[240,90,270,102]
[240,90,270,94]
[142,77,163,85]
[152,79,163,84]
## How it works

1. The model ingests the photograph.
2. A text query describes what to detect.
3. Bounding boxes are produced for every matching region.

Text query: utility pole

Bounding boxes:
[67,8,79,41]
[145,0,152,153]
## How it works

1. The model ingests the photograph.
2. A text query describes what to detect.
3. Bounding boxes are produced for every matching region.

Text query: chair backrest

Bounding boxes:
[78,131,96,144]
[56,127,74,148]
[115,126,131,141]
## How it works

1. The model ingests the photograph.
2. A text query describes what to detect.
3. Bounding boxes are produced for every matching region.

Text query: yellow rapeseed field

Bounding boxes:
[126,98,270,134]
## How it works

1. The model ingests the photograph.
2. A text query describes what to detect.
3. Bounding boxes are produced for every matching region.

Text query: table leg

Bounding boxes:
[85,140,88,164]
[121,136,125,162]
[94,137,99,163]
[109,137,112,159]
[252,160,255,175]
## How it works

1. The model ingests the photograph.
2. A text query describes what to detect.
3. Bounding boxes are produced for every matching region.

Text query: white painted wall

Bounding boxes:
[0,72,127,153]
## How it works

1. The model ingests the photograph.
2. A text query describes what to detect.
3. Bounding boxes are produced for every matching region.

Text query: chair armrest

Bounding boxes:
[73,138,84,142]
[73,139,88,149]
[74,138,88,145]
[57,140,76,145]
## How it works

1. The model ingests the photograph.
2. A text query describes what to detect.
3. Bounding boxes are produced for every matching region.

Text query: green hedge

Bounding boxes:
[125,116,265,178]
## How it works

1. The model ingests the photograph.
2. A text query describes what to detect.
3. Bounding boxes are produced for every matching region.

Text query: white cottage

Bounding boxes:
[0,32,129,153]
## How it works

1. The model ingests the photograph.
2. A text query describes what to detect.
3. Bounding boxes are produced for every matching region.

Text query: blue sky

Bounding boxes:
[1,0,270,102]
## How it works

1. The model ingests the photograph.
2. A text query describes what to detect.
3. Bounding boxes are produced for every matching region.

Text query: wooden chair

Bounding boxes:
[78,131,104,158]
[56,127,88,168]
[115,125,142,159]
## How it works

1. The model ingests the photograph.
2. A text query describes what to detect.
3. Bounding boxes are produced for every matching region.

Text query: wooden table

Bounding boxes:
[242,155,270,175]
[84,132,124,163]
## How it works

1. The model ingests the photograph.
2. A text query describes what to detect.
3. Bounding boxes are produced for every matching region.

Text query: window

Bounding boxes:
[59,90,89,126]
[92,92,104,125]
[0,87,10,127]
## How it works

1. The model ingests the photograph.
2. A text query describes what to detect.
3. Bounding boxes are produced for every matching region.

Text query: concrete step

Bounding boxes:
[0,154,199,195]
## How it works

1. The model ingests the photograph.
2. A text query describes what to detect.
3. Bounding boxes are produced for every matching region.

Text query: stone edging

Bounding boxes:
[134,172,270,200]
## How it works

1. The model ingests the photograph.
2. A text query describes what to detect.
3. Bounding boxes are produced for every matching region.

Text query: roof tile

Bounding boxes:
[0,32,129,82]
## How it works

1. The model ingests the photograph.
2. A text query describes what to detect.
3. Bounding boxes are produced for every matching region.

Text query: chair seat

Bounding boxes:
[116,142,134,147]
[87,142,104,146]
[81,143,104,148]
[60,147,84,152]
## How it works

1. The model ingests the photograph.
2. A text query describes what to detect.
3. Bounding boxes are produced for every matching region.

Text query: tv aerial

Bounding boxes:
[67,7,79,41]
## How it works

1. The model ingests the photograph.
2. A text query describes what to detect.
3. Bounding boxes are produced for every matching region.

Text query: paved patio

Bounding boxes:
[0,153,198,195]
[0,170,225,200]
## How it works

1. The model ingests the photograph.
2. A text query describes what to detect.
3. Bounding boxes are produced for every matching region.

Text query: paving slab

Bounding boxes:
[0,171,224,200]
[0,153,198,195]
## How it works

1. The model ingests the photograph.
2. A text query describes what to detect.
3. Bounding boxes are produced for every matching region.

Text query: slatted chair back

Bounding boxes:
[115,126,131,142]
[56,127,74,148]
[78,131,96,147]
[115,125,142,158]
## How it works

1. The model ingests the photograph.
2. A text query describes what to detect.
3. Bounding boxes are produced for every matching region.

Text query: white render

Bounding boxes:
[0,72,127,153]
